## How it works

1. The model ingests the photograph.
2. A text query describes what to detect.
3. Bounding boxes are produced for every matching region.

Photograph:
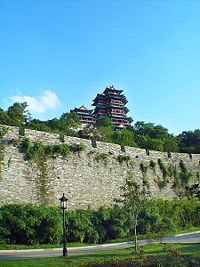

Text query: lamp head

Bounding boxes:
[60,193,68,209]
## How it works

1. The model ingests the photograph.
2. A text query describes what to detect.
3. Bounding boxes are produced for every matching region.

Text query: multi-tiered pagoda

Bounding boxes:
[92,86,133,128]
[71,105,96,126]
[71,86,132,129]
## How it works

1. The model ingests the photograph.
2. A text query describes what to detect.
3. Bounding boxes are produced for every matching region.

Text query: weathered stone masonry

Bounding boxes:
[0,125,199,210]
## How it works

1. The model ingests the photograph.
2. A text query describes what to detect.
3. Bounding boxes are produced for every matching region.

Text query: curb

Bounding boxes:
[0,242,129,254]
[174,230,200,237]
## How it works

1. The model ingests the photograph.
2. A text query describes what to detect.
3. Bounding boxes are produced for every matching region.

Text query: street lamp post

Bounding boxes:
[59,193,68,257]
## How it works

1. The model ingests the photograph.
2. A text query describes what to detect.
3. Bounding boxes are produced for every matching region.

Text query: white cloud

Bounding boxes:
[11,90,61,114]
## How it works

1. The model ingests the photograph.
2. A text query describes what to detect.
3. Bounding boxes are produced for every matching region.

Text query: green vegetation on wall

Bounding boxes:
[139,163,150,192]
[59,133,65,143]
[19,138,85,160]
[70,143,85,155]
[149,160,156,174]
[156,159,169,189]
[95,153,109,166]
[172,161,192,192]
[172,165,180,188]
[140,163,148,177]
[34,155,49,204]
[18,138,85,204]
[179,160,192,186]
[117,155,131,165]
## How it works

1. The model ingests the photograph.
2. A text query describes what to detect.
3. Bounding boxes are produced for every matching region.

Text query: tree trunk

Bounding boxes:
[134,218,137,252]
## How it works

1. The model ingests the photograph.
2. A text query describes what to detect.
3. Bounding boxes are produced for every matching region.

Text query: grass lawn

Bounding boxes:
[0,243,199,267]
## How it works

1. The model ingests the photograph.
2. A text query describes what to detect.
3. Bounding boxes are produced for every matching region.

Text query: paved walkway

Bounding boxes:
[0,231,199,260]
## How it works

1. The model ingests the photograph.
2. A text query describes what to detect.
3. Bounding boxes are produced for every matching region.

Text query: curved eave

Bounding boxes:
[92,94,105,102]
[93,105,108,109]
[79,114,95,119]
[111,99,128,104]
[109,105,129,112]
[128,117,133,123]
[73,109,93,114]
[92,101,106,106]
[103,88,123,94]
[107,93,126,98]
[111,115,133,122]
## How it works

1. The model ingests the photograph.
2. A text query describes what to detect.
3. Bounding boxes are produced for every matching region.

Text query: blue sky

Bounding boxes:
[0,0,199,135]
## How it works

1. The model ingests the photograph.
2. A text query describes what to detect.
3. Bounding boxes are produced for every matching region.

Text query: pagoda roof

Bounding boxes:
[111,115,133,123]
[111,107,129,113]
[92,94,105,102]
[79,105,87,110]
[103,85,123,94]
[71,106,93,113]
[94,105,129,112]
[92,96,128,105]
[79,114,94,118]
[109,105,129,110]
[107,93,126,99]
[109,97,128,104]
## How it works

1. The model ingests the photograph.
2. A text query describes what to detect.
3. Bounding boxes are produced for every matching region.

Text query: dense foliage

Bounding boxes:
[0,102,199,153]
[0,199,199,245]
[19,138,85,160]
[0,204,62,244]
[178,130,200,154]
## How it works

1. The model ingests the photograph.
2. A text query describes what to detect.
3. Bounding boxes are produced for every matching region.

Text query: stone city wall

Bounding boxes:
[0,125,199,209]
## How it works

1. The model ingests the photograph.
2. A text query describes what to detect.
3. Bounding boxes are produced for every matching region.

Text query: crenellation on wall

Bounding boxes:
[0,125,199,209]
[147,150,169,160]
